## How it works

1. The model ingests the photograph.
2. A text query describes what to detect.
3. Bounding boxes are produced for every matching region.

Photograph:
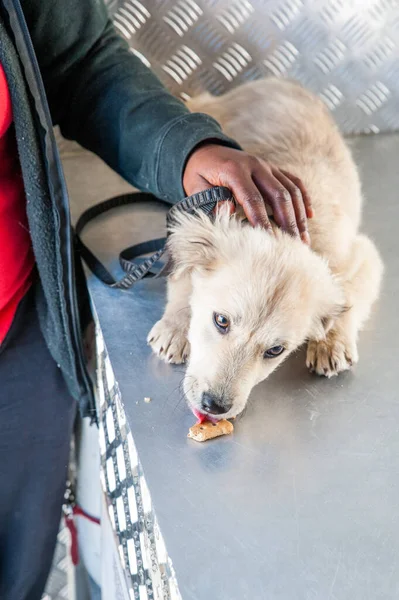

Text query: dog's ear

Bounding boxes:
[167,211,223,276]
[309,272,347,341]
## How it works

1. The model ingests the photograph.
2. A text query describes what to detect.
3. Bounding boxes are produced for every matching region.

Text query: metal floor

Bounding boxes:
[45,131,399,599]
[67,132,399,600]
[42,526,72,600]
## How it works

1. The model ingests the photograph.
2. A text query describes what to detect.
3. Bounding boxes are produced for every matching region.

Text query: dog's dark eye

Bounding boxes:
[213,313,230,333]
[264,345,285,358]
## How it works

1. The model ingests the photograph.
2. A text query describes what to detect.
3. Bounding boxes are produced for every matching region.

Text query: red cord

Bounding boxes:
[73,504,101,525]
[64,504,100,566]
[64,513,80,566]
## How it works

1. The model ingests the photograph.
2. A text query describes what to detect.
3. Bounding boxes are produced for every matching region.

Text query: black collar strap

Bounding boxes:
[75,186,233,290]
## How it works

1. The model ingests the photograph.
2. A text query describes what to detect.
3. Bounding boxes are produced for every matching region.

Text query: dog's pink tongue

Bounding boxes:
[192,408,218,424]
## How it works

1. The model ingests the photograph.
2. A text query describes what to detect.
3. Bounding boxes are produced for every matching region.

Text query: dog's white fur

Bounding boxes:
[148,78,383,419]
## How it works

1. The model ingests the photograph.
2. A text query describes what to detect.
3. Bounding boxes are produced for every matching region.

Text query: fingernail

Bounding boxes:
[301,231,311,245]
[308,208,315,218]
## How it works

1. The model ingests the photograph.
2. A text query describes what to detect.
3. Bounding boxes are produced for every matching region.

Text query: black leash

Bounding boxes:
[75,186,233,290]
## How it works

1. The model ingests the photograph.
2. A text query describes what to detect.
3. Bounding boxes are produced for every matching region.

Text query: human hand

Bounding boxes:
[183,144,313,244]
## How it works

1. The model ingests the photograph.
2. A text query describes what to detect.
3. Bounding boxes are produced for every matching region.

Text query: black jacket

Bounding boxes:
[0,0,238,417]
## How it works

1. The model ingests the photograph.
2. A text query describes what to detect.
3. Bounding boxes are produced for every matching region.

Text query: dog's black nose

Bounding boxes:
[201,392,229,415]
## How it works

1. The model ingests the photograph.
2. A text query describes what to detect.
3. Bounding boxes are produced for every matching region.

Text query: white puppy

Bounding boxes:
[148,78,383,420]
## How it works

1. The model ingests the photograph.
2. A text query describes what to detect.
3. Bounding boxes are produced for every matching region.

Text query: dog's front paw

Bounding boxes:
[306,332,358,378]
[147,317,190,364]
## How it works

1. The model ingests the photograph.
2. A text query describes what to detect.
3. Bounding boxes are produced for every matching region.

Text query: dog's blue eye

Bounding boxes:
[213,313,230,333]
[264,345,285,358]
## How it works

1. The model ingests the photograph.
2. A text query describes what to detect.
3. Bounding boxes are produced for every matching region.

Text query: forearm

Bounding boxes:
[22,0,239,201]
[57,23,238,201]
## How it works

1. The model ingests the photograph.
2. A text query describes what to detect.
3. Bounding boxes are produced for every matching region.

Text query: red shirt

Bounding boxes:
[0,62,35,343]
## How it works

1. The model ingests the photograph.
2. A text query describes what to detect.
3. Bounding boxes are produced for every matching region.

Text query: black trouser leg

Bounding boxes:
[0,288,77,600]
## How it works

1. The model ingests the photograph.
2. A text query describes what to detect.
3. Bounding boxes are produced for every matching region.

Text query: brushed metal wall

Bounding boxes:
[106,0,399,135]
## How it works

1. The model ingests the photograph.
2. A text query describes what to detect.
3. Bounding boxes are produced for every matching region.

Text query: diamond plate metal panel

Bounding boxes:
[42,525,72,600]
[106,0,399,134]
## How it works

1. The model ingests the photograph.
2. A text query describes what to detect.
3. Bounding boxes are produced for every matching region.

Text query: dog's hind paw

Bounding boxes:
[306,333,358,378]
[147,318,190,364]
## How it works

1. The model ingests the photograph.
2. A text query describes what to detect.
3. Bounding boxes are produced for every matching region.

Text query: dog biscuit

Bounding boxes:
[188,419,234,442]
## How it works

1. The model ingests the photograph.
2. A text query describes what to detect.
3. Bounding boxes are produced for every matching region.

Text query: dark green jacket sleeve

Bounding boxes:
[21,0,239,202]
